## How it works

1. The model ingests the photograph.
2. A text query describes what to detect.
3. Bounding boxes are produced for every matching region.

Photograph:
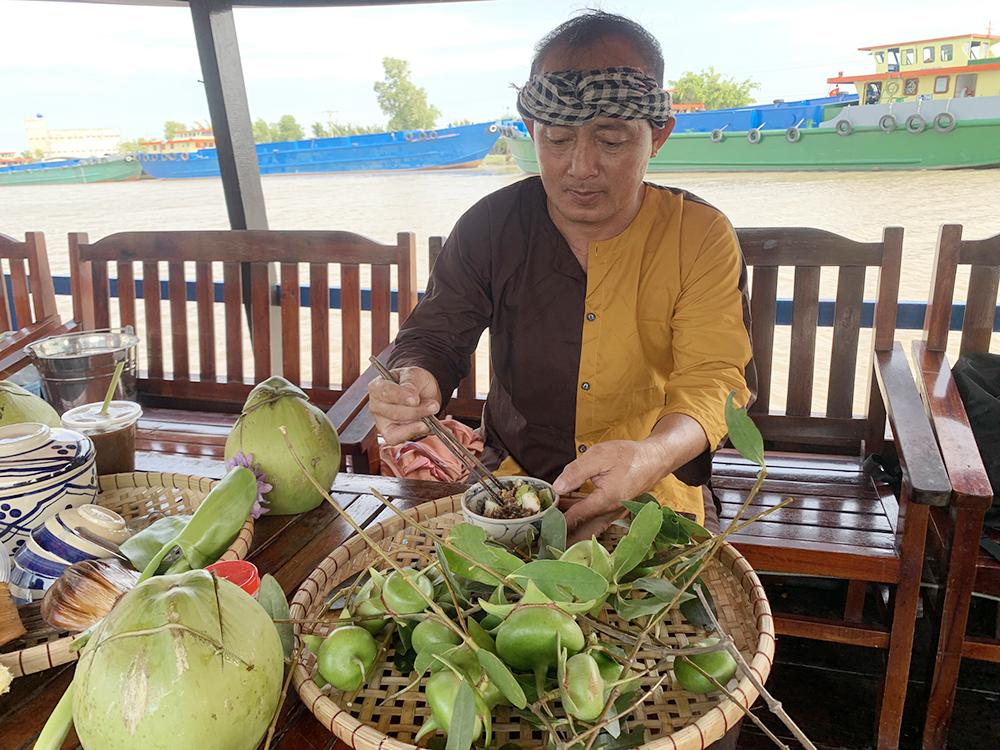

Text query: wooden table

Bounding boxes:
[0,469,468,750]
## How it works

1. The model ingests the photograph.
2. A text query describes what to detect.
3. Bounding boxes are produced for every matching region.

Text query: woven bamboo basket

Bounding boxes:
[290,494,774,750]
[0,472,254,677]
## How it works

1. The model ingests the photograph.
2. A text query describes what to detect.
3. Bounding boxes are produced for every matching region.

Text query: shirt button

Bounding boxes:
[586,312,596,322]
[581,382,590,391]
[579,444,587,453]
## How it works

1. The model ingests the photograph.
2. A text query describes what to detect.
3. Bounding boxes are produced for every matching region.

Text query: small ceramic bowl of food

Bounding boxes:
[461,476,557,547]
[0,422,98,557]
[31,504,129,563]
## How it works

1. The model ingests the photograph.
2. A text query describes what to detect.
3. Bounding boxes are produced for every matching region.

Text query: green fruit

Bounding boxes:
[381,569,434,615]
[412,618,462,654]
[495,605,585,673]
[561,653,605,721]
[317,626,378,691]
[592,650,623,684]
[425,670,485,741]
[673,638,738,694]
[560,539,613,581]
[353,597,389,635]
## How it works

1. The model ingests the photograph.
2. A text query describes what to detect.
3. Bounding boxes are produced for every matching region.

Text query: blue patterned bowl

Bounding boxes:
[0,422,98,561]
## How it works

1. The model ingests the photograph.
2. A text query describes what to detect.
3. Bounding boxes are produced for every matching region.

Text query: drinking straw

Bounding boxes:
[101,362,125,416]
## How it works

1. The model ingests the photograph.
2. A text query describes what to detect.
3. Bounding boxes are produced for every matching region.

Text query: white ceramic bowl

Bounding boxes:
[0,422,98,558]
[461,476,557,547]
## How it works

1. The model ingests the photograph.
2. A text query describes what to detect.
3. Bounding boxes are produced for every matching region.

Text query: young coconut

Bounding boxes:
[71,569,283,750]
[0,380,60,428]
[225,376,341,515]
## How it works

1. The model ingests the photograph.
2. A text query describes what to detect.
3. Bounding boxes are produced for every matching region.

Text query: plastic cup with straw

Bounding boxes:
[61,361,143,476]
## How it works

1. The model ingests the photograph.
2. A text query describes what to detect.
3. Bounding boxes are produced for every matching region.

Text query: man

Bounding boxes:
[369,11,753,541]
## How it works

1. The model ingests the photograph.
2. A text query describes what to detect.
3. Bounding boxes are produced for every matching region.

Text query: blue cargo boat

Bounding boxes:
[139,121,502,179]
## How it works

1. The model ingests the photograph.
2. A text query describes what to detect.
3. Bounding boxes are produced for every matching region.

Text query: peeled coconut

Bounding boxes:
[72,569,283,750]
[0,380,60,428]
[225,376,341,515]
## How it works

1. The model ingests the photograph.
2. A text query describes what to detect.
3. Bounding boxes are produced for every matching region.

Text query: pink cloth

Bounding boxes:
[379,419,485,483]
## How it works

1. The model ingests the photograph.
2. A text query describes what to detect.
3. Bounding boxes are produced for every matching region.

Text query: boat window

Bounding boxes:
[941,44,953,61]
[934,76,950,94]
[874,51,885,64]
[956,73,978,97]
[968,41,982,60]
[923,46,935,63]
[865,81,882,104]
[904,79,919,95]
[887,48,900,72]
[904,49,915,65]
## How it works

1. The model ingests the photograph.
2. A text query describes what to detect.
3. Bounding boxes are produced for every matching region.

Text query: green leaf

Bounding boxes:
[725,391,765,468]
[434,541,474,608]
[119,515,190,572]
[467,618,496,653]
[621,494,657,516]
[477,649,527,709]
[611,502,663,580]
[612,593,689,621]
[446,679,477,750]
[414,643,460,675]
[630,577,694,602]
[507,560,608,602]
[442,523,525,584]
[592,725,646,750]
[655,507,690,545]
[539,505,567,558]
[257,574,294,659]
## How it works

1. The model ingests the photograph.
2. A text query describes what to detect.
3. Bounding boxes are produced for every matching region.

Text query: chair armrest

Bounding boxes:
[0,317,77,379]
[874,342,951,506]
[910,340,993,510]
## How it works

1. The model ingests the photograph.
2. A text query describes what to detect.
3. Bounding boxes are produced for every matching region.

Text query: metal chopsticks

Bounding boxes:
[368,356,508,505]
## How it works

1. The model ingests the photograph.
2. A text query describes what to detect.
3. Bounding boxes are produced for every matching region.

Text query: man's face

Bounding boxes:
[526,36,673,241]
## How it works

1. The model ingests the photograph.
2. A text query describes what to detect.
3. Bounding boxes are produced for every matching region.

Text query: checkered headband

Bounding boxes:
[516,66,673,128]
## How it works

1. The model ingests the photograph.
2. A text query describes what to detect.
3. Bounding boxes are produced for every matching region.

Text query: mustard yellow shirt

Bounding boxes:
[392,178,752,522]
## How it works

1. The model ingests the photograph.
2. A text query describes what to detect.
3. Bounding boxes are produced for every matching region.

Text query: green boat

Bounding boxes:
[503,32,1000,173]
[0,155,143,186]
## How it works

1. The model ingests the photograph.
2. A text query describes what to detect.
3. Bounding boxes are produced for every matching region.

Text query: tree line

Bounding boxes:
[123,64,758,154]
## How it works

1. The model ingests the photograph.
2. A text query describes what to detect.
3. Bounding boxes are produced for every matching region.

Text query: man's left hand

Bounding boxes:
[553,439,669,543]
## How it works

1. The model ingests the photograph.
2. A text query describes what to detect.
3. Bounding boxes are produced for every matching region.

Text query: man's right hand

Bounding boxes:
[367,366,442,445]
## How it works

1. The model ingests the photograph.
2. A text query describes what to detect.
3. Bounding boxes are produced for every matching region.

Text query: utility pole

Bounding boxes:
[323,110,337,136]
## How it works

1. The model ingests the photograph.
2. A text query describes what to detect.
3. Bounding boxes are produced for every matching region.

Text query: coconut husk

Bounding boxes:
[0,583,26,648]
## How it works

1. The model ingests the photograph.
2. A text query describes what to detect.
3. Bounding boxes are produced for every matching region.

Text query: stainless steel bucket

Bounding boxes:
[25,328,139,414]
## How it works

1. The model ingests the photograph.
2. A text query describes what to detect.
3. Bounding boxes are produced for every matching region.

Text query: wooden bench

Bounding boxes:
[0,232,74,379]
[334,225,950,750]
[67,230,417,467]
[912,224,1000,750]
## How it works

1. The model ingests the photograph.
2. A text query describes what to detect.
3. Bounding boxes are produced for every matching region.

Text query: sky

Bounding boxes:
[0,0,996,151]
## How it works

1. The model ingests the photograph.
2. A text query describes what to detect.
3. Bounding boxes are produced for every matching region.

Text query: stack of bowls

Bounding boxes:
[0,422,99,603]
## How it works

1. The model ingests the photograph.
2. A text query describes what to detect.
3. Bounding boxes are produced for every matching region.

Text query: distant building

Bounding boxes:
[139,128,215,154]
[24,116,121,159]
[0,152,30,166]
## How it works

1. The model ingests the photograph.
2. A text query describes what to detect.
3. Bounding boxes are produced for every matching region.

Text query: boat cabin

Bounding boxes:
[828,33,999,105]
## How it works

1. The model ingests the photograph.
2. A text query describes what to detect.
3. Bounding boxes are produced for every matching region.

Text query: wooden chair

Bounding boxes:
[0,232,73,379]
[911,224,1000,750]
[68,230,417,451]
[712,226,950,750]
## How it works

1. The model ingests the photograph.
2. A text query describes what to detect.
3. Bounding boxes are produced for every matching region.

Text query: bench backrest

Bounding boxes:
[0,232,58,334]
[739,226,903,454]
[924,223,1000,355]
[69,230,418,412]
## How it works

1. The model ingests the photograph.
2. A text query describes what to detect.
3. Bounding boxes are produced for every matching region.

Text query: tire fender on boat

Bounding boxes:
[428,130,438,140]
[878,114,897,133]
[835,119,853,136]
[418,131,427,140]
[488,124,498,133]
[405,132,415,142]
[933,112,956,133]
[709,129,724,143]
[785,127,801,143]
[124,155,134,162]
[905,114,926,134]
[167,153,177,161]
[747,128,762,144]
[180,152,189,160]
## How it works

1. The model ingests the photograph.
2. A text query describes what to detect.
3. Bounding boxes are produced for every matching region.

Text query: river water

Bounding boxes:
[2,165,998,408]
